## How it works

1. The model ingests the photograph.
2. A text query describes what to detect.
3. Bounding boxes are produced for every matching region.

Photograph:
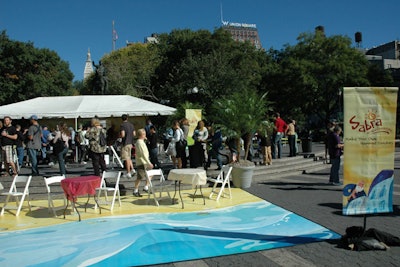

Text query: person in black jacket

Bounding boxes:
[147,125,161,169]
[15,124,26,168]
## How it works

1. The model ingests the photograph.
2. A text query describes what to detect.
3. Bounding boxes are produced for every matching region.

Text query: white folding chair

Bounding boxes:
[95,171,122,211]
[1,175,32,216]
[145,169,172,206]
[110,146,124,168]
[43,175,67,217]
[208,165,233,201]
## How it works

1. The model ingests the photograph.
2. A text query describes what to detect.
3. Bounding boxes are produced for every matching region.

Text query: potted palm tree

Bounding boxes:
[212,88,272,188]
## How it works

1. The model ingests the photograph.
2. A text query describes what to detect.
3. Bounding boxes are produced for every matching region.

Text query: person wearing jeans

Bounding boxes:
[271,112,287,159]
[26,115,42,176]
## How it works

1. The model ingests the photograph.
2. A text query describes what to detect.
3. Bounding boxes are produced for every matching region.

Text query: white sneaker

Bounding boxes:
[131,169,136,175]
[124,172,132,178]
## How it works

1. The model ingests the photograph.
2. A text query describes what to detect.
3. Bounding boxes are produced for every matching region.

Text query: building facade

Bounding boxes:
[222,20,262,49]
[366,40,400,86]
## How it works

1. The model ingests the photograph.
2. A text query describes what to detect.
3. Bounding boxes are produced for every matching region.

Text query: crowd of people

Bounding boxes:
[0,112,344,195]
[0,115,100,177]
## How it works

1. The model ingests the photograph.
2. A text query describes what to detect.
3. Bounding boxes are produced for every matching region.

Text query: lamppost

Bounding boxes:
[337,88,343,123]
[186,87,204,103]
[187,86,200,95]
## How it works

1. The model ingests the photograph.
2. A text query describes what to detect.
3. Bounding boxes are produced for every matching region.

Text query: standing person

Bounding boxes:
[144,118,153,137]
[120,114,136,178]
[52,122,70,175]
[206,125,223,170]
[0,120,3,174]
[26,115,42,176]
[147,125,161,169]
[85,118,107,177]
[1,116,18,176]
[40,125,50,164]
[192,120,208,168]
[328,126,344,185]
[324,120,337,163]
[286,119,296,157]
[68,127,76,162]
[170,120,185,169]
[180,118,189,168]
[76,124,89,164]
[133,128,153,197]
[257,126,272,165]
[15,124,26,169]
[271,112,287,159]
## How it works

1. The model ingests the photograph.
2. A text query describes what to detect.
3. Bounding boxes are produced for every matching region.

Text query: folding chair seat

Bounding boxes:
[208,166,233,201]
[43,175,67,217]
[95,171,122,211]
[145,169,172,206]
[1,175,32,216]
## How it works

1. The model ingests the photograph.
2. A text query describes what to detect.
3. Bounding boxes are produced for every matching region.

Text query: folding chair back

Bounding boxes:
[208,165,233,201]
[96,171,122,211]
[1,175,32,216]
[110,146,124,168]
[44,175,67,216]
[145,169,172,206]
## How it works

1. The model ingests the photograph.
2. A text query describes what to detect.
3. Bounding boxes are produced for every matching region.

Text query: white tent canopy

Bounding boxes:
[0,95,176,119]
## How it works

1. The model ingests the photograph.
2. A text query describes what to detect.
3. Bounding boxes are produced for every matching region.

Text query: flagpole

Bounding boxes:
[112,20,115,51]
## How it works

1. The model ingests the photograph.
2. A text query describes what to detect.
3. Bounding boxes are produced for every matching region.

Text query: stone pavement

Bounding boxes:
[160,142,400,267]
[2,142,399,266]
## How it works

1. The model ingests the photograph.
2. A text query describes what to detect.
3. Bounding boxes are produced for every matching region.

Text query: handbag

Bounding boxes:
[165,142,176,157]
[176,139,187,151]
[52,138,65,155]
[176,128,187,151]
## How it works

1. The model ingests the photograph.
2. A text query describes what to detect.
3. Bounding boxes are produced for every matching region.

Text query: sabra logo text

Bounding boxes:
[349,110,391,134]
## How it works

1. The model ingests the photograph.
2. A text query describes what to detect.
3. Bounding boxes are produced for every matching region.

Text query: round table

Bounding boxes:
[168,169,207,208]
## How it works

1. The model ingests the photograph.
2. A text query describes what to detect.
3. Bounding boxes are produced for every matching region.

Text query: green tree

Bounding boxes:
[0,31,74,105]
[266,32,370,127]
[82,43,161,98]
[152,28,268,111]
[367,63,394,87]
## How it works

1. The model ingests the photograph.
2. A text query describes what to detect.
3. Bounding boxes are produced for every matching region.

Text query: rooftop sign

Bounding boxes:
[222,20,257,29]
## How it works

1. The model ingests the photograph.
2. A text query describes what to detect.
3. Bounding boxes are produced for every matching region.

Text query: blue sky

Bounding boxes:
[1,0,399,81]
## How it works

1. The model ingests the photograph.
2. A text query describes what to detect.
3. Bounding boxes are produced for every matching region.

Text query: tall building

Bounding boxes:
[83,48,93,80]
[366,40,400,87]
[221,20,262,49]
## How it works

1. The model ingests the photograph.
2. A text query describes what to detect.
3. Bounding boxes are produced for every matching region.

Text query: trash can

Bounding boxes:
[301,138,312,153]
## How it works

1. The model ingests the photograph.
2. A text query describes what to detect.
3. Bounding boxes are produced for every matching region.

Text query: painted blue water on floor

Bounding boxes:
[0,201,340,267]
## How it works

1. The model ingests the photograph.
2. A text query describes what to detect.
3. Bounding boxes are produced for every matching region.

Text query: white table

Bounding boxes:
[168,168,207,208]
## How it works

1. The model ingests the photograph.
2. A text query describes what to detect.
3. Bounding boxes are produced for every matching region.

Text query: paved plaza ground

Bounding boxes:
[1,142,399,266]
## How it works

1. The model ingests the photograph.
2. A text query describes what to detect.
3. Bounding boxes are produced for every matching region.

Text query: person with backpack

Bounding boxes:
[85,118,107,176]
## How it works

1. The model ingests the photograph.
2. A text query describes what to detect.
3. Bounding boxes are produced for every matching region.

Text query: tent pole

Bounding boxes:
[75,118,78,163]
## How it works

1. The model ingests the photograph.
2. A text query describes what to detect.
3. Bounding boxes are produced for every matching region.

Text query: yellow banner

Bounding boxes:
[185,109,202,146]
[342,87,398,215]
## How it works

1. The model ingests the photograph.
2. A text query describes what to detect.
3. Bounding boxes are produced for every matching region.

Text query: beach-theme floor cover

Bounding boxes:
[0,200,340,267]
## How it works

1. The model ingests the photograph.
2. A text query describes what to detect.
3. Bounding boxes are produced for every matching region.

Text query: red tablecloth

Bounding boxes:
[61,176,101,201]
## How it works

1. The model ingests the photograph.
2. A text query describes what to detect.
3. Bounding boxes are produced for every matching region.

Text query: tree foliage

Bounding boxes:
[211,88,272,161]
[265,32,370,127]
[0,31,74,105]
[81,43,161,97]
[151,28,269,111]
